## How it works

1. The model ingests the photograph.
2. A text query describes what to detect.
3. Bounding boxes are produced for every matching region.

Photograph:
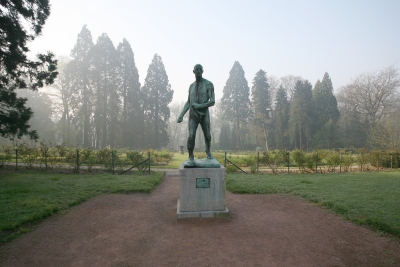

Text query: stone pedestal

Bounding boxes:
[177,163,229,219]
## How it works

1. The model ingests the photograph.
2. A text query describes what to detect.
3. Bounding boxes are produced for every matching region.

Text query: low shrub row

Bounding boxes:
[0,141,174,172]
[194,149,400,174]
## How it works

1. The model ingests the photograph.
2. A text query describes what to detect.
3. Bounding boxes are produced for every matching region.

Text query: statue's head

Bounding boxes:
[193,64,203,77]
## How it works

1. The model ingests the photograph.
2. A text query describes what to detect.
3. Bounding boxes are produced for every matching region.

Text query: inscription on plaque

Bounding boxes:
[196,178,210,188]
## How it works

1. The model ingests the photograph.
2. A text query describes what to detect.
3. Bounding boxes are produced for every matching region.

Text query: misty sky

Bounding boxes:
[28,0,400,104]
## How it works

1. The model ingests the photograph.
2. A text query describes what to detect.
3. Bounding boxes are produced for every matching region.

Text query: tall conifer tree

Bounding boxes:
[91,33,118,148]
[273,85,290,148]
[70,25,94,147]
[311,73,340,148]
[142,54,173,149]
[251,69,270,150]
[221,61,253,148]
[289,80,313,149]
[116,39,141,148]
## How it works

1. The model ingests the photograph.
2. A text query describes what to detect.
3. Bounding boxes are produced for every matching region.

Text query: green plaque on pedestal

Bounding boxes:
[196,178,210,188]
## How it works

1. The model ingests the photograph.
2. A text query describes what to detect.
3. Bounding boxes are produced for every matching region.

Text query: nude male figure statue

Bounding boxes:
[177,64,215,166]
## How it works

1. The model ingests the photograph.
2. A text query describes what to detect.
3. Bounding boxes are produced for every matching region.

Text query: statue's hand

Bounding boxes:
[192,103,203,109]
[177,116,183,123]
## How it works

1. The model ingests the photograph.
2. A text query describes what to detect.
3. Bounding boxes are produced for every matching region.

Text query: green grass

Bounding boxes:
[227,170,400,237]
[164,153,188,168]
[0,171,164,236]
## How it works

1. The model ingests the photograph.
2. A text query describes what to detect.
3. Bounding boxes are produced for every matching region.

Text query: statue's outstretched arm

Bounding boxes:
[177,96,190,123]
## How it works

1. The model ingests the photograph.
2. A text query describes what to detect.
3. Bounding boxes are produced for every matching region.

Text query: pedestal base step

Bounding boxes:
[177,199,230,219]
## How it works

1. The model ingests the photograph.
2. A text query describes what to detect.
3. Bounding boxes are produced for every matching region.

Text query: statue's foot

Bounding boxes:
[187,156,195,166]
[206,151,214,159]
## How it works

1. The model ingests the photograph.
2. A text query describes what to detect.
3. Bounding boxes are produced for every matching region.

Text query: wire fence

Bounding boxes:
[0,142,175,174]
[217,150,400,174]
[1,143,399,175]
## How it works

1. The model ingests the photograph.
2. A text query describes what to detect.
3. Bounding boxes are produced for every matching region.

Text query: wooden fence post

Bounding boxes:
[45,148,47,172]
[76,149,79,173]
[112,150,115,174]
[377,154,379,171]
[148,151,151,175]
[287,152,290,174]
[224,152,227,168]
[391,153,393,170]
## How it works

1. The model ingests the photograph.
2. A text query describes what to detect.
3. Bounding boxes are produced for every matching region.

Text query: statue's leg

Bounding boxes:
[187,115,199,164]
[200,112,213,159]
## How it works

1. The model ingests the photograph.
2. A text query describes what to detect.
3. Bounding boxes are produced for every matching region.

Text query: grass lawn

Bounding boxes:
[227,170,400,237]
[0,170,164,241]
[164,153,188,168]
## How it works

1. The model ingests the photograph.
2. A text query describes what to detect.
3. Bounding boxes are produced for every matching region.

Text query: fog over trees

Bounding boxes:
[166,65,399,152]
[1,18,400,151]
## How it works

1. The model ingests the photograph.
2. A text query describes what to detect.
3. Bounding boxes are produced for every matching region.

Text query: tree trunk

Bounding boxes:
[101,84,107,149]
[122,76,127,148]
[95,74,101,149]
[299,128,302,150]
[61,111,67,143]
[154,91,159,149]
[236,116,240,149]
[83,75,90,148]
[262,114,269,151]
[140,105,145,149]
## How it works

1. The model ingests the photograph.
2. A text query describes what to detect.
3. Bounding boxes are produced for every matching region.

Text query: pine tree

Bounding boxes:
[311,73,340,148]
[70,25,94,147]
[221,61,253,149]
[0,0,58,140]
[273,85,290,148]
[0,0,58,91]
[251,70,270,150]
[0,89,37,140]
[289,80,313,149]
[116,39,142,149]
[91,33,118,148]
[142,54,173,149]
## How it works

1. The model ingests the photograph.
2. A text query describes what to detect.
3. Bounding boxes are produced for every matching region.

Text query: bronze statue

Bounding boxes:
[177,64,215,166]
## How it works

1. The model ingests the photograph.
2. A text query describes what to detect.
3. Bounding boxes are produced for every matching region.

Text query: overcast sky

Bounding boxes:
[28,0,400,103]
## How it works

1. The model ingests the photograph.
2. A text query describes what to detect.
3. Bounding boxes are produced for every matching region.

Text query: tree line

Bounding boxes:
[50,26,173,149]
[168,62,400,152]
[212,61,341,151]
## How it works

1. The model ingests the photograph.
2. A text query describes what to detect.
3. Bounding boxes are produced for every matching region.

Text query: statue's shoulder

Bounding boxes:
[203,78,214,88]
[189,81,196,91]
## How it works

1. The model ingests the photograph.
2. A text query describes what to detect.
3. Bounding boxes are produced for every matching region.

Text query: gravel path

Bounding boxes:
[1,170,399,267]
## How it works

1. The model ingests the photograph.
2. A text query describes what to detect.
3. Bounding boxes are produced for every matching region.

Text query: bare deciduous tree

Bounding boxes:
[337,65,400,148]
[337,65,400,127]
[42,56,77,144]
